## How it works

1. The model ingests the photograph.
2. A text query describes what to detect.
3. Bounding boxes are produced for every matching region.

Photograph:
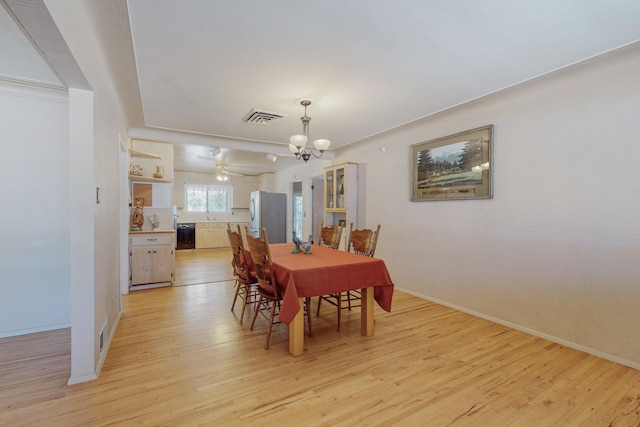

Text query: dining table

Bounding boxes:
[249,242,394,356]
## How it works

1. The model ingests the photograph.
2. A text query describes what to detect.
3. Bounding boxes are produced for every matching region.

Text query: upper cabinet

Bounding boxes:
[325,163,356,211]
[257,173,275,192]
[129,139,174,183]
[131,182,172,208]
[230,174,273,209]
[324,162,357,249]
[231,175,257,209]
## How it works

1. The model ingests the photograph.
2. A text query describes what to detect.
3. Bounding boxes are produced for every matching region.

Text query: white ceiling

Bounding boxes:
[3,1,640,175]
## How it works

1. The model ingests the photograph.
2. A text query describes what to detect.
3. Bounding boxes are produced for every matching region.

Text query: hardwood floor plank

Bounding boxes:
[174,248,234,285]
[2,250,640,426]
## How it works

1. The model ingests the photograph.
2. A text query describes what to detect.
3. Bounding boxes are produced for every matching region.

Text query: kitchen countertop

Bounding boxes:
[129,229,175,235]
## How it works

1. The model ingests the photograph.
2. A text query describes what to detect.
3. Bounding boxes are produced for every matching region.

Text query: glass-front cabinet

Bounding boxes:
[325,168,335,209]
[324,162,357,249]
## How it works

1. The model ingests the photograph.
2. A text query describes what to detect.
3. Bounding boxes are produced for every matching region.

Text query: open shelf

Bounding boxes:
[129,174,171,183]
[130,149,162,160]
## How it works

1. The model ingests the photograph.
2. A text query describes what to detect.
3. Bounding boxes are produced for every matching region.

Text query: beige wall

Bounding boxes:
[278,43,640,368]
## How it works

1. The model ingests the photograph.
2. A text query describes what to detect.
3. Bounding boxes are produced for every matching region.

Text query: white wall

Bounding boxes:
[0,81,71,337]
[45,0,129,383]
[324,43,640,368]
[68,87,96,382]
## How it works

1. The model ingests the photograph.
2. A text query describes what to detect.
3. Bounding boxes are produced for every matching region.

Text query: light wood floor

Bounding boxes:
[2,250,640,426]
[174,248,235,286]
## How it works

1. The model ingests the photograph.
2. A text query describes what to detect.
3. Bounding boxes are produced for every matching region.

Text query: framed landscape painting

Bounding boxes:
[411,125,493,201]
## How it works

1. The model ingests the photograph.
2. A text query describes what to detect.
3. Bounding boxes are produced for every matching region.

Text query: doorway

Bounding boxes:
[291,176,324,245]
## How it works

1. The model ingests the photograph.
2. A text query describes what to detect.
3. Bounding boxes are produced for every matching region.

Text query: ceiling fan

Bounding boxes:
[214,164,244,181]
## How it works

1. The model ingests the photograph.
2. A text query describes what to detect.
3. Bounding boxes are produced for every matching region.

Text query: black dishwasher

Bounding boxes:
[176,223,196,249]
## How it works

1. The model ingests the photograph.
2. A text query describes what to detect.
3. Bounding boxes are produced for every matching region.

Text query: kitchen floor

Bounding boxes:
[174,248,234,286]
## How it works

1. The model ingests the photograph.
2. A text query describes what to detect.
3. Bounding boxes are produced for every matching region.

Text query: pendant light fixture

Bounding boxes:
[288,99,330,162]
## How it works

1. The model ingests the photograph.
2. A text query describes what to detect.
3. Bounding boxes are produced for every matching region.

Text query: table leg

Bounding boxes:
[289,297,304,356]
[361,287,374,336]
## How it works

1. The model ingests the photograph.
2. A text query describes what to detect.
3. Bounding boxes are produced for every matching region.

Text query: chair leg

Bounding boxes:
[264,300,278,350]
[230,279,241,312]
[316,296,322,317]
[336,292,342,331]
[250,295,263,331]
[239,284,248,324]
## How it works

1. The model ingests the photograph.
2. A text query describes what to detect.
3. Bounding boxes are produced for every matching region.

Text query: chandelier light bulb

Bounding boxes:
[313,139,331,152]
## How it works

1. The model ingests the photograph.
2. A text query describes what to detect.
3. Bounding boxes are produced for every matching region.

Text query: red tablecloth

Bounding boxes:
[252,243,394,325]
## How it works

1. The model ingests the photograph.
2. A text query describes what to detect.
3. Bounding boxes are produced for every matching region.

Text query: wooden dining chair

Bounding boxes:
[317,223,381,330]
[246,227,312,349]
[227,224,258,324]
[318,221,343,249]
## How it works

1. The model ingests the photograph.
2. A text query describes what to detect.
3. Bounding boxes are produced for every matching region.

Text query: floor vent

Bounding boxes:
[99,321,107,353]
[242,108,287,126]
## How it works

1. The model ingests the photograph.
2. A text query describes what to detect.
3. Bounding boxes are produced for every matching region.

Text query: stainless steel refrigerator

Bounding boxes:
[249,191,286,243]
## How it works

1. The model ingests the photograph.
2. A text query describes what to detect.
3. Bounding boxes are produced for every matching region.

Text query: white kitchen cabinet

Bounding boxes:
[231,175,257,209]
[130,232,175,289]
[257,173,274,192]
[195,223,228,249]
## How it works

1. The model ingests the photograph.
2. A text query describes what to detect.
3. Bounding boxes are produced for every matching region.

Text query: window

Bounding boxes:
[293,182,303,239]
[293,193,303,238]
[185,184,233,213]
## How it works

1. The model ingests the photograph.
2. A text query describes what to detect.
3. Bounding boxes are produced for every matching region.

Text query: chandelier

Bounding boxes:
[215,165,230,181]
[288,99,331,162]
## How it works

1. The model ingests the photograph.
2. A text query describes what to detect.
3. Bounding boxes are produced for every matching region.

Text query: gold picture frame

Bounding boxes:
[411,125,493,201]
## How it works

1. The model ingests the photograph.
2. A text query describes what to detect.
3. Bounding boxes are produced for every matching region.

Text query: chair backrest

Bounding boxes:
[347,223,381,257]
[227,223,253,283]
[245,226,278,298]
[319,221,343,249]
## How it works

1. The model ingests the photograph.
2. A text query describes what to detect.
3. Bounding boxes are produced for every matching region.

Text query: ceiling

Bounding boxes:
[2,1,640,175]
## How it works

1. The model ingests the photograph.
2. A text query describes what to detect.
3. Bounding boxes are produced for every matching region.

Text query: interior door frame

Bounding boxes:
[311,175,324,244]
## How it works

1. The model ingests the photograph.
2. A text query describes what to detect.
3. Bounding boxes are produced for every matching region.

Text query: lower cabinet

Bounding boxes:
[195,223,228,249]
[130,233,175,290]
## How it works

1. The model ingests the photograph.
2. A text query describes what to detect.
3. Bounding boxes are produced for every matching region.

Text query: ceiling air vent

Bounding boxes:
[242,109,287,126]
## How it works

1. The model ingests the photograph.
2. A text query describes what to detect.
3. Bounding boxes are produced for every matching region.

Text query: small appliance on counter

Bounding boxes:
[149,214,160,229]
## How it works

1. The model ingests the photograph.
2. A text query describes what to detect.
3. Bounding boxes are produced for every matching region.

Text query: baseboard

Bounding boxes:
[396,286,640,371]
[0,323,71,339]
[67,372,98,385]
